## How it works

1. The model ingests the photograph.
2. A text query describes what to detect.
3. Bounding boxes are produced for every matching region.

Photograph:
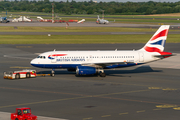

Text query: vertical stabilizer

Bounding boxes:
[139,25,170,52]
[97,15,100,20]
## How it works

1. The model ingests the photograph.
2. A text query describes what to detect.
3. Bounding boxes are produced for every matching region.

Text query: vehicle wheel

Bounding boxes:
[100,73,106,77]
[15,118,18,120]
[26,73,31,78]
[15,74,20,79]
[51,73,55,77]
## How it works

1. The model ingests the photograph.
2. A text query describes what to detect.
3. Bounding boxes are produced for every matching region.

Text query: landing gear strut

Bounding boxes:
[51,69,55,77]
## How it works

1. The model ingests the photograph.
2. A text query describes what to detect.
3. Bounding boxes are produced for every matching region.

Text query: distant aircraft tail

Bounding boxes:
[97,15,100,20]
[139,25,170,52]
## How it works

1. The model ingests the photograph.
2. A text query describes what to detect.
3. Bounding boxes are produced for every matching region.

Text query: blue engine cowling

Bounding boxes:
[76,66,97,75]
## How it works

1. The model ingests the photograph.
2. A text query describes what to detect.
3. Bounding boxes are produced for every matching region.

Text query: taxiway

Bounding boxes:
[0,44,179,120]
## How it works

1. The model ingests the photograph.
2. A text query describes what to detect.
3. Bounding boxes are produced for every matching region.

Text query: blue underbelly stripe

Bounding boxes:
[31,63,142,69]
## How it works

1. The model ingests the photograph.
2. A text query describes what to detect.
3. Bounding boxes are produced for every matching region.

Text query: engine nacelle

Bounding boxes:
[76,66,97,75]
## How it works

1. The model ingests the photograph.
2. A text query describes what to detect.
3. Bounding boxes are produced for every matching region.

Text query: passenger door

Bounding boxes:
[139,52,144,62]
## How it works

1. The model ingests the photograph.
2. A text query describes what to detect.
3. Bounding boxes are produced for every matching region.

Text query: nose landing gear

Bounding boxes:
[51,69,55,77]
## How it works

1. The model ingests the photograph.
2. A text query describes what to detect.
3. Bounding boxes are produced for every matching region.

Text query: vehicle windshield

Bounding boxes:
[23,109,31,114]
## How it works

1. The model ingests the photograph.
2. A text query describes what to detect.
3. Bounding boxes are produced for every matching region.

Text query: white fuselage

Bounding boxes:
[30,50,160,69]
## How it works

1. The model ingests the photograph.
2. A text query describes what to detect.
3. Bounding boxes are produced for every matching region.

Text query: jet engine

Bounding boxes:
[76,66,97,75]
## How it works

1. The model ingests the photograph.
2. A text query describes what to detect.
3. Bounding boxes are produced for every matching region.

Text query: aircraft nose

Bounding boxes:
[30,59,37,66]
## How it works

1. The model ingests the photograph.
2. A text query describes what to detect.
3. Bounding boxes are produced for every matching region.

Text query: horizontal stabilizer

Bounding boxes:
[153,52,175,58]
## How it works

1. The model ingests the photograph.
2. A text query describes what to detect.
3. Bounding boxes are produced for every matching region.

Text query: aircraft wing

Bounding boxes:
[81,61,135,68]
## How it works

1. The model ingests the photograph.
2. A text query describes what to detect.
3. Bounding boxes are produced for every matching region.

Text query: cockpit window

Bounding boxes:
[37,56,46,59]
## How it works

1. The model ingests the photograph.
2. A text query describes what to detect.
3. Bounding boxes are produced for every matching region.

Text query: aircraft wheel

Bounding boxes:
[51,73,55,77]
[100,73,106,77]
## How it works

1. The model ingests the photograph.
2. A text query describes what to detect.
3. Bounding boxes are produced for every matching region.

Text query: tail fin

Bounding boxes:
[97,15,100,19]
[139,25,170,52]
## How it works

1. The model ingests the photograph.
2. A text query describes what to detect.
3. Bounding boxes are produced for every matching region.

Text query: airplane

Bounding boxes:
[37,16,51,22]
[0,17,10,23]
[96,15,109,24]
[77,19,85,23]
[12,16,32,22]
[37,16,66,23]
[37,16,44,21]
[30,25,173,77]
[0,11,10,23]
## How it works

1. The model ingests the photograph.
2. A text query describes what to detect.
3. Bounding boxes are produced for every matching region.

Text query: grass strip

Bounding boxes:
[0,26,160,32]
[0,26,180,32]
[0,34,179,44]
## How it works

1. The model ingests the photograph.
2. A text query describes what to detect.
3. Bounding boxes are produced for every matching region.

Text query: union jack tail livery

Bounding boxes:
[139,25,169,52]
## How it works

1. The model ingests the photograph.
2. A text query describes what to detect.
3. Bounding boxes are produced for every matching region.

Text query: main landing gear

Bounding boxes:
[98,69,106,77]
[51,69,55,77]
[99,72,106,77]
